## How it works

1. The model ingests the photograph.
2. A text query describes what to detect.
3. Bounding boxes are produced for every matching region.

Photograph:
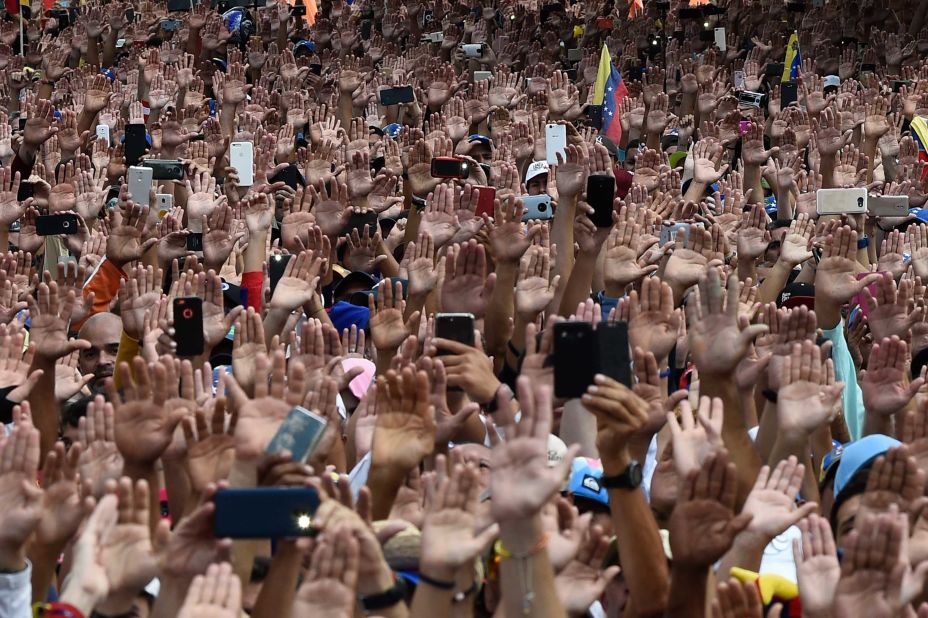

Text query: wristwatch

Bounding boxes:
[359,576,407,611]
[601,460,643,490]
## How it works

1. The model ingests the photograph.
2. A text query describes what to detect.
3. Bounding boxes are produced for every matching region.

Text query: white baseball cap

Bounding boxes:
[525,160,550,183]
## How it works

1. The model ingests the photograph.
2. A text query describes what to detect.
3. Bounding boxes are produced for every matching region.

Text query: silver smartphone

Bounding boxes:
[229,141,254,187]
[868,195,909,217]
[155,193,173,219]
[265,406,328,463]
[520,194,554,221]
[545,123,567,165]
[127,166,154,208]
[816,188,867,215]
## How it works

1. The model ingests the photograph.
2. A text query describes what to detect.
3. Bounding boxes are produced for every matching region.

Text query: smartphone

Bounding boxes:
[587,176,616,228]
[308,63,322,75]
[765,62,784,79]
[173,296,204,357]
[156,193,173,218]
[268,253,292,295]
[460,43,485,58]
[780,81,798,108]
[160,18,182,30]
[213,487,320,538]
[142,159,184,181]
[96,124,110,147]
[868,195,909,217]
[379,86,415,106]
[186,233,203,252]
[714,27,727,52]
[595,16,614,29]
[737,90,763,109]
[124,123,147,167]
[567,48,582,62]
[473,70,493,82]
[545,123,567,166]
[127,166,153,207]
[431,157,470,179]
[36,213,80,236]
[229,142,254,187]
[660,222,703,245]
[435,313,476,354]
[475,186,496,218]
[521,194,553,221]
[892,80,913,93]
[679,7,701,18]
[554,321,596,399]
[786,1,806,10]
[596,322,632,387]
[733,70,746,91]
[339,211,379,237]
[859,63,877,78]
[816,188,867,215]
[422,31,444,43]
[265,406,328,463]
[587,104,603,130]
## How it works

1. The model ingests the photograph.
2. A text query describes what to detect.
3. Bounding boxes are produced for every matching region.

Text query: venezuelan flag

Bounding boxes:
[782,32,801,82]
[911,116,928,179]
[592,45,629,144]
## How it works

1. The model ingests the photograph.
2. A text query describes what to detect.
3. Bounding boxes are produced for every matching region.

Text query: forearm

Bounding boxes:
[26,357,56,463]
[244,230,269,273]
[605,450,670,618]
[368,465,407,520]
[683,181,708,203]
[558,251,597,316]
[123,461,163,534]
[485,262,517,358]
[736,257,756,283]
[559,399,599,458]
[251,541,302,618]
[150,575,190,618]
[101,30,118,68]
[498,515,566,618]
[27,544,58,604]
[162,458,191,526]
[220,104,237,141]
[717,533,766,584]
[700,376,761,506]
[337,92,353,130]
[863,139,879,184]
[86,35,101,69]
[820,155,837,189]
[664,565,708,618]
[743,165,764,205]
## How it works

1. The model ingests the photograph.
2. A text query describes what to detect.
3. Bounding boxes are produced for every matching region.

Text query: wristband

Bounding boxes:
[359,576,407,611]
[761,388,778,403]
[659,368,672,378]
[452,580,479,603]
[418,572,455,590]
[857,237,869,250]
[33,602,85,618]
[494,533,549,560]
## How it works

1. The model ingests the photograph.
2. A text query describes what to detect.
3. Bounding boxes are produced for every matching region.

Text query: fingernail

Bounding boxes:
[587,386,597,394]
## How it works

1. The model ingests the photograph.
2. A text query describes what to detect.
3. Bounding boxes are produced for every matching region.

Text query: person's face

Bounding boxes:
[527,175,547,195]
[78,322,122,388]
[452,443,492,491]
[469,144,492,164]
[61,423,80,450]
[624,148,638,171]
[834,492,862,548]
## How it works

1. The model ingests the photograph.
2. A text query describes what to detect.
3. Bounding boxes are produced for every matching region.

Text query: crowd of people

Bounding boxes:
[0,0,927,615]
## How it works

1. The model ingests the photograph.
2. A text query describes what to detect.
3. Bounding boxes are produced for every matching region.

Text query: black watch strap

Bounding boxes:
[601,460,642,489]
[359,576,407,611]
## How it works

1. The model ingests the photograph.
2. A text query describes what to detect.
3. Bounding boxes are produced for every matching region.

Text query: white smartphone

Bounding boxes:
[127,166,154,208]
[473,70,492,82]
[460,43,484,58]
[95,124,110,147]
[229,141,254,187]
[733,70,746,91]
[868,195,909,217]
[520,194,554,221]
[714,27,727,52]
[660,222,703,246]
[545,123,567,166]
[155,193,173,218]
[816,188,868,215]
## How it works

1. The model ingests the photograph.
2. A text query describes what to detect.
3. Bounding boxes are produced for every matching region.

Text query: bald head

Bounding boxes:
[77,313,122,388]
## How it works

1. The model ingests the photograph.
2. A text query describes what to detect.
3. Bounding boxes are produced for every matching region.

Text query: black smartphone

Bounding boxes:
[339,211,378,238]
[786,1,806,10]
[596,322,632,387]
[173,296,204,357]
[626,66,644,82]
[430,157,470,179]
[309,63,322,75]
[269,253,292,295]
[380,86,415,106]
[765,62,784,79]
[370,155,386,175]
[213,487,320,538]
[892,80,913,93]
[270,165,305,190]
[435,313,476,353]
[142,159,185,180]
[186,233,203,252]
[587,176,616,228]
[553,321,596,399]
[780,81,798,108]
[360,19,372,40]
[860,63,877,76]
[36,213,80,236]
[699,30,714,42]
[679,7,701,18]
[124,123,148,167]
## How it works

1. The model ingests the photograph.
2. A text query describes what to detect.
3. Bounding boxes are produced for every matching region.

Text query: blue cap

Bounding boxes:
[911,208,928,223]
[568,458,608,506]
[833,434,901,500]
[383,123,403,139]
[294,39,315,53]
[467,134,492,146]
[100,68,116,82]
[328,301,370,333]
[223,8,244,32]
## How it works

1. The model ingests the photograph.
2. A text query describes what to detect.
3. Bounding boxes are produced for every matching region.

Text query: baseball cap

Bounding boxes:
[383,123,403,138]
[823,75,840,90]
[568,457,608,507]
[548,434,568,468]
[596,135,619,159]
[328,301,370,332]
[467,134,492,147]
[777,282,815,309]
[333,271,377,300]
[525,160,550,183]
[294,39,316,54]
[833,434,901,501]
[911,208,928,224]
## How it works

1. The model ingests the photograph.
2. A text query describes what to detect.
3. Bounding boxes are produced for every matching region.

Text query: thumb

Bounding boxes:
[473,522,501,553]
[738,323,769,345]
[727,512,753,538]
[790,501,818,524]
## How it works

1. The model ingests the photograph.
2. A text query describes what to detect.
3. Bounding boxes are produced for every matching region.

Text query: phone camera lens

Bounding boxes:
[857,197,864,208]
[182,308,194,319]
[538,203,547,212]
[62,220,70,228]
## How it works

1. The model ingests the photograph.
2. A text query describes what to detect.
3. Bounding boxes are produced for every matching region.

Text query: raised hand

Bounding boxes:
[107,358,188,466]
[441,240,496,318]
[628,276,681,362]
[739,456,817,543]
[27,280,90,361]
[864,274,924,342]
[368,279,418,352]
[777,340,845,438]
[77,396,124,499]
[794,514,840,618]
[666,396,724,478]
[269,250,324,312]
[371,366,436,473]
[861,336,924,418]
[0,415,43,570]
[491,376,578,523]
[668,450,752,568]
[106,203,158,268]
[183,398,237,496]
[178,562,242,618]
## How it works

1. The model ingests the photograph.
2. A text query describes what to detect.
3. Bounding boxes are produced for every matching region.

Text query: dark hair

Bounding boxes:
[63,395,93,429]
[829,461,875,530]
